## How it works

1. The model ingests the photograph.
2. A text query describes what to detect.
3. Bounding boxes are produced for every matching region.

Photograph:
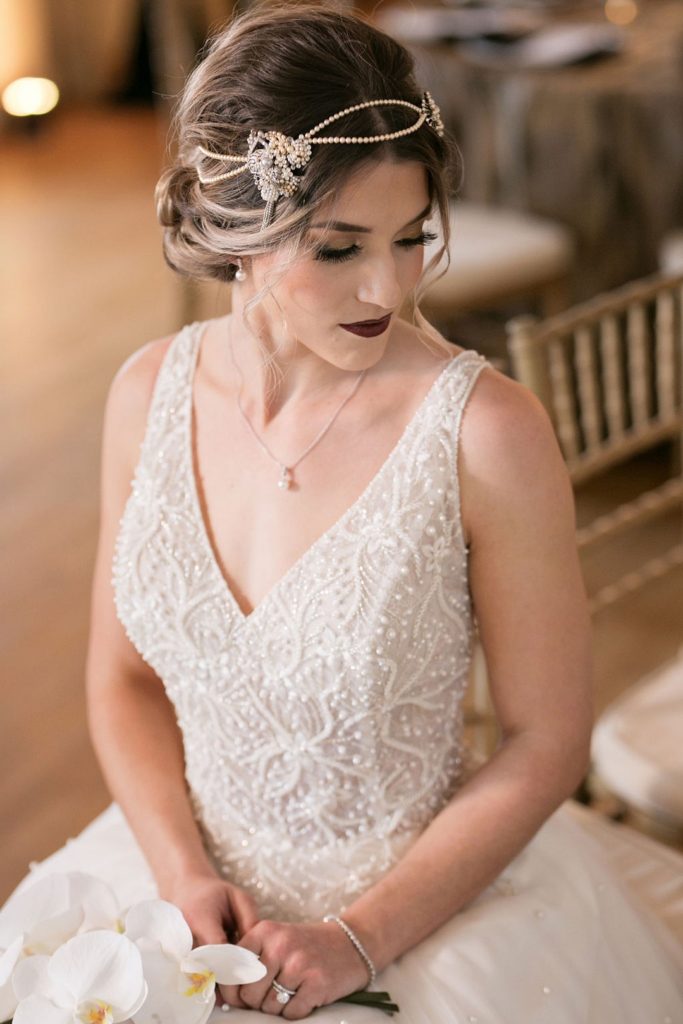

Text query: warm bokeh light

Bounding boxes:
[604,0,639,27]
[2,76,59,116]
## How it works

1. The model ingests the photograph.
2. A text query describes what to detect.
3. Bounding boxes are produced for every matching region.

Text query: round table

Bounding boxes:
[399,2,683,301]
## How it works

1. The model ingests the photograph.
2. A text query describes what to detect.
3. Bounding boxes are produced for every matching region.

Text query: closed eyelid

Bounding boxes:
[310,225,431,249]
[312,225,428,242]
[310,202,433,235]
[318,231,432,251]
[312,229,437,262]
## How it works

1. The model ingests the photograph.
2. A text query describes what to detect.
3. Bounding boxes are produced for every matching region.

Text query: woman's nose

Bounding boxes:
[356,256,404,310]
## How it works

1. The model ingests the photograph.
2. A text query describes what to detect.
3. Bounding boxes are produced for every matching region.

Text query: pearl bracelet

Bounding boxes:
[322,914,377,987]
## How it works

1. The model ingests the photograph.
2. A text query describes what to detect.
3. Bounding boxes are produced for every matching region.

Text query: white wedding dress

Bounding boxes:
[10,322,683,1022]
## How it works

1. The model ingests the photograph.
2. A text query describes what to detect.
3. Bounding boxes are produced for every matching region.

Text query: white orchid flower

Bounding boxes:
[0,873,86,1020]
[0,874,83,957]
[59,872,123,933]
[11,928,147,1024]
[124,900,266,1024]
[0,871,123,1020]
[0,871,121,954]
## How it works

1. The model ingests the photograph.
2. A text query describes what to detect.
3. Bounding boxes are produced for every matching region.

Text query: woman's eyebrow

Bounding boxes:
[310,201,432,233]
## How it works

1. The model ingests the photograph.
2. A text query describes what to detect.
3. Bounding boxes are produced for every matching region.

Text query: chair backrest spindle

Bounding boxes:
[600,313,627,443]
[626,301,652,428]
[507,270,683,612]
[575,324,603,452]
[655,289,678,419]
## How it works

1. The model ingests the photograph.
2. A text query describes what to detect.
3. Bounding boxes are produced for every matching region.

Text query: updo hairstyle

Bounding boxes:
[155,0,463,365]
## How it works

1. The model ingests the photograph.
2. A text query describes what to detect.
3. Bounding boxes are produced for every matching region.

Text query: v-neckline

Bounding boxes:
[183,320,471,625]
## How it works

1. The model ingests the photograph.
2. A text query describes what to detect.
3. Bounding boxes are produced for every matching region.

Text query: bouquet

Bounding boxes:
[0,872,399,1022]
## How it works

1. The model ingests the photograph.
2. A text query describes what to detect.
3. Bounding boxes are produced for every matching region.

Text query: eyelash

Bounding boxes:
[313,230,438,264]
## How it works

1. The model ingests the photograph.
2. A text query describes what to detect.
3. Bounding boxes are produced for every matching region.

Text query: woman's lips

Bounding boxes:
[340,314,391,337]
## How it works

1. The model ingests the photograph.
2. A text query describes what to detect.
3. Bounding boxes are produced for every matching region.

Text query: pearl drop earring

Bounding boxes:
[235,258,247,282]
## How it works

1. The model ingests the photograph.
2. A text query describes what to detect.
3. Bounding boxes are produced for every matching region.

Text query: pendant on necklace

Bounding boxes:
[278,465,292,490]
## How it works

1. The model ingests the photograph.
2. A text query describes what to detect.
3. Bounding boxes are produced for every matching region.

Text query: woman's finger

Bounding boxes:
[219,928,264,1010]
[217,981,250,1010]
[280,979,319,1021]
[190,917,228,947]
[238,960,281,1011]
[232,887,261,937]
[260,971,303,1017]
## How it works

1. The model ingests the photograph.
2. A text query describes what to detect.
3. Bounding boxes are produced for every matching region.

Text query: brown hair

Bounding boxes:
[155,0,462,372]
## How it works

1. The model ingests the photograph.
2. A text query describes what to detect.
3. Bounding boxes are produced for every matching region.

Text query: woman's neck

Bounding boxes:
[225,300,384,428]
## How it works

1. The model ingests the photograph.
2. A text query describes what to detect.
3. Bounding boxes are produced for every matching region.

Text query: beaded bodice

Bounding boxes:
[112,322,490,922]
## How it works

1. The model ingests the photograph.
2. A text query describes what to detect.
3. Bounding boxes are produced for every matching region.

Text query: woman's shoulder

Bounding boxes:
[459,355,557,462]
[109,331,179,407]
[454,347,567,548]
[397,317,555,446]
[102,329,183,480]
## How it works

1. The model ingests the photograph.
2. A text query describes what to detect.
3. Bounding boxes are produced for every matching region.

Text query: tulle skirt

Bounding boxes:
[9,799,683,1023]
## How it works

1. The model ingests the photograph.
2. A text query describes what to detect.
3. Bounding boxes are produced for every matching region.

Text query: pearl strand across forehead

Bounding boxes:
[195,91,445,228]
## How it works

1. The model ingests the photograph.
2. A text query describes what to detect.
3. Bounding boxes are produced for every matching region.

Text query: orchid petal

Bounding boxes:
[13,952,72,1008]
[49,929,145,1013]
[65,873,120,931]
[0,875,70,948]
[124,900,192,961]
[115,977,147,1022]
[13,992,73,1024]
[132,946,214,1024]
[12,953,52,1000]
[28,905,84,954]
[0,978,19,1024]
[0,932,24,986]
[5,941,71,1018]
[187,944,267,985]
[0,938,26,1022]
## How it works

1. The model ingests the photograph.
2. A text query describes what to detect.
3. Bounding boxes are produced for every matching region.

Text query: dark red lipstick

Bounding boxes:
[340,313,392,337]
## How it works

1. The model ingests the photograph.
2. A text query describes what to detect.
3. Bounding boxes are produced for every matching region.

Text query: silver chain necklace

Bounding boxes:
[228,317,367,490]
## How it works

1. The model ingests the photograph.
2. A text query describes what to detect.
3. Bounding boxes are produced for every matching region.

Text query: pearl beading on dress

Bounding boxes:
[111,322,489,922]
[196,92,445,226]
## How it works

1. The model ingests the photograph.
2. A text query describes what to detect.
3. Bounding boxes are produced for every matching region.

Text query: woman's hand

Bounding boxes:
[161,871,261,944]
[219,919,371,1019]
[160,871,262,1007]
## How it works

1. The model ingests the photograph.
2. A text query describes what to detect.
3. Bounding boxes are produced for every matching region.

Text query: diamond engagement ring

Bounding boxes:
[271,978,298,1004]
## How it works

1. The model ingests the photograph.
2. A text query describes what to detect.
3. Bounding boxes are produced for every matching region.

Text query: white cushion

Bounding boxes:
[659,232,683,274]
[591,644,683,826]
[421,201,574,310]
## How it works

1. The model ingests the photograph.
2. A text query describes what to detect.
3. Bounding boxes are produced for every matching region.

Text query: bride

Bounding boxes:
[12,3,683,1021]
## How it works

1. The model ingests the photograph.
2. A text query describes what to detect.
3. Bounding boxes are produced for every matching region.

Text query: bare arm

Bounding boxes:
[85,336,220,895]
[339,367,594,972]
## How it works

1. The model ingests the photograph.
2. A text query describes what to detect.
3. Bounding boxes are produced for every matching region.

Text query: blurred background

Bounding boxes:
[2,0,683,903]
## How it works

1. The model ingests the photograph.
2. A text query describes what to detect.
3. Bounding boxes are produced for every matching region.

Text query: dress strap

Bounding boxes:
[437,350,490,550]
[137,322,201,460]
[450,351,490,445]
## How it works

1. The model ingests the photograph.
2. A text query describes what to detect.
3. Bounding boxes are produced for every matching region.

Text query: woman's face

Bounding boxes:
[249,159,435,372]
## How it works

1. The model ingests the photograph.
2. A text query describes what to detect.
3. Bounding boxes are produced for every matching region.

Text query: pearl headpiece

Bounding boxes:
[195,91,445,228]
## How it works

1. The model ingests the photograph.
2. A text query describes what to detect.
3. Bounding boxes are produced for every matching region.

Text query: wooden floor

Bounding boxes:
[2,106,682,904]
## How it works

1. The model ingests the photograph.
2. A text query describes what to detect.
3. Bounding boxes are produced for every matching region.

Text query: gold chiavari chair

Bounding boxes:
[464,271,683,840]
[508,270,683,613]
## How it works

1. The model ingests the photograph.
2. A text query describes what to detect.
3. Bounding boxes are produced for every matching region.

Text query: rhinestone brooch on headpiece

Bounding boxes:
[196,91,445,229]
